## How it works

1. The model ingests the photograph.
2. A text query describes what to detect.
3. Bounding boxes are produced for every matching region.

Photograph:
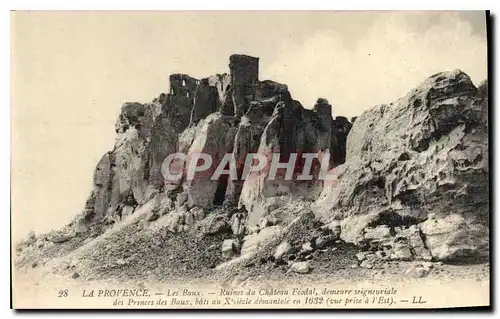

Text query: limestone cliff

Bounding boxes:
[80,54,348,230]
[312,70,489,261]
[77,58,490,264]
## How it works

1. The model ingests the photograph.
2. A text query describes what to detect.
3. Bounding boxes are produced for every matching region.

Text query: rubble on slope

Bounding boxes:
[14,56,489,283]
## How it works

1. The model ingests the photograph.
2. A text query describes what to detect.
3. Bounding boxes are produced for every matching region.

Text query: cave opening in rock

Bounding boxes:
[213,174,229,206]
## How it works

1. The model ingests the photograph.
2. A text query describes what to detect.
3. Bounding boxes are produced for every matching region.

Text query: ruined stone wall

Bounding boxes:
[81,54,353,227]
[19,57,489,283]
[229,55,260,117]
[190,78,219,125]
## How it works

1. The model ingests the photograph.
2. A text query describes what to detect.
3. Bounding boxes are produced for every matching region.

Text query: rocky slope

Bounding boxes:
[15,55,489,284]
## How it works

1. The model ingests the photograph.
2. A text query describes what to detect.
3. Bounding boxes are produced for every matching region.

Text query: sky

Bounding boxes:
[11,11,488,240]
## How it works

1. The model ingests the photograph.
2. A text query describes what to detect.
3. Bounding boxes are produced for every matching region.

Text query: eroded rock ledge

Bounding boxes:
[80,54,351,228]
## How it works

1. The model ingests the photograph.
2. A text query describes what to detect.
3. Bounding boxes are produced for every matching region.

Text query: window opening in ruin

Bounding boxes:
[182,79,186,87]
[187,91,190,98]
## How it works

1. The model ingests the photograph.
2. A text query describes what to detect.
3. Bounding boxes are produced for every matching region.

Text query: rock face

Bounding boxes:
[331,116,352,166]
[182,113,235,208]
[15,48,492,290]
[42,54,487,278]
[419,213,488,261]
[290,261,311,274]
[312,70,489,262]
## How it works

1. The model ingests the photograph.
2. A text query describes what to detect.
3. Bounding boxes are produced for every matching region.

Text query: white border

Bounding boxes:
[3,0,498,10]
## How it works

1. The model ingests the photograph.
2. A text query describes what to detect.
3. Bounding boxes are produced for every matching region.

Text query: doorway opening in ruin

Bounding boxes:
[213,174,229,206]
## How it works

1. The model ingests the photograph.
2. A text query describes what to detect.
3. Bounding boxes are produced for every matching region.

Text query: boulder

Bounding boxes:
[81,82,198,226]
[182,113,234,209]
[230,212,246,236]
[239,92,349,231]
[320,220,341,239]
[201,213,231,235]
[419,214,489,261]
[246,197,311,235]
[364,225,393,240]
[207,73,231,107]
[390,241,413,261]
[274,241,292,260]
[184,211,195,226]
[42,56,489,283]
[314,235,335,250]
[47,230,74,244]
[280,209,322,249]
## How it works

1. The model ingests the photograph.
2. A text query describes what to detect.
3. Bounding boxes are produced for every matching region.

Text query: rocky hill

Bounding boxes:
[15,55,489,284]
